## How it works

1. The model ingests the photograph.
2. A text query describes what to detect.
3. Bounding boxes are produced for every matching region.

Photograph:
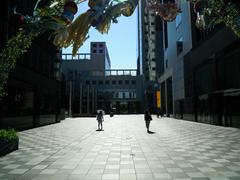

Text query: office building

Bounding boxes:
[0,0,62,130]
[61,42,144,116]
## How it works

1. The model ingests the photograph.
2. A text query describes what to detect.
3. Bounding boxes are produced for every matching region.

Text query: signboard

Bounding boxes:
[156,91,161,108]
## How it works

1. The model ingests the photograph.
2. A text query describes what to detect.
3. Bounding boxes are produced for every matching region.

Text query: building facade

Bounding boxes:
[158,1,193,117]
[155,1,240,128]
[61,42,144,116]
[138,0,240,127]
[0,0,62,130]
[183,25,240,128]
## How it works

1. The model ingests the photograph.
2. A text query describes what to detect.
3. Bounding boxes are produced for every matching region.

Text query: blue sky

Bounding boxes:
[63,2,138,69]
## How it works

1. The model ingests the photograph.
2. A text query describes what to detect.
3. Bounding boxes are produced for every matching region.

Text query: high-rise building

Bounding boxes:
[137,0,164,111]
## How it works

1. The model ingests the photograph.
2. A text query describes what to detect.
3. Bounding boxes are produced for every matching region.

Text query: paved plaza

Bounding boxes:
[0,115,240,180]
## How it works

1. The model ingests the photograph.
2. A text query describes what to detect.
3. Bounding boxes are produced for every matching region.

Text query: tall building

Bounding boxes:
[158,2,193,117]
[137,0,164,111]
[155,1,240,128]
[0,0,62,130]
[61,42,144,116]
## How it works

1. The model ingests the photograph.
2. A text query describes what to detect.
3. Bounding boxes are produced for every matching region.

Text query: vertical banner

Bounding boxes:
[156,91,161,108]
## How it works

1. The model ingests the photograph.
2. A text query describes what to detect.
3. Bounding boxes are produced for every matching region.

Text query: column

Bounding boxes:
[79,83,82,115]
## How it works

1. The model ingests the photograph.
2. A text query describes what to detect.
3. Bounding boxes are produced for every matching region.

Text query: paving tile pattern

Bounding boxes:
[0,115,240,180]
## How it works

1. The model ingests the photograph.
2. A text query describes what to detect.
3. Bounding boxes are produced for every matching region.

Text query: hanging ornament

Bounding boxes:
[195,12,206,30]
[52,1,78,25]
[193,0,208,15]
[61,1,78,23]
[148,1,181,22]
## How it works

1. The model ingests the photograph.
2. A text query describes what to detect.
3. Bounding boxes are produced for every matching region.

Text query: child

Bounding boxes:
[96,110,104,130]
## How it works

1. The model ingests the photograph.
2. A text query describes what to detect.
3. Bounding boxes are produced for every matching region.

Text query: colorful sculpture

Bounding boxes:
[11,0,240,55]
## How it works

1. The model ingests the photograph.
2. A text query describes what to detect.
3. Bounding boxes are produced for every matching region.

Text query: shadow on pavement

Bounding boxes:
[147,131,156,134]
[96,129,104,131]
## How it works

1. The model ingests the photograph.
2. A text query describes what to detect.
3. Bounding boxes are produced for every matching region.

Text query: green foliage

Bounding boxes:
[0,129,18,141]
[0,32,34,99]
[191,0,240,37]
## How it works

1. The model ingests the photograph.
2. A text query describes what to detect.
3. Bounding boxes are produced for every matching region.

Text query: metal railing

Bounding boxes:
[62,53,91,60]
[105,69,137,76]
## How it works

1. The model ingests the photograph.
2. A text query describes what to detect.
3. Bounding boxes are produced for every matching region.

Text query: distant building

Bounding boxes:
[61,42,144,116]
[0,0,62,130]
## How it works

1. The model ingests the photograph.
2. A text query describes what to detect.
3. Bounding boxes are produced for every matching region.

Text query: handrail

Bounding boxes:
[61,53,91,60]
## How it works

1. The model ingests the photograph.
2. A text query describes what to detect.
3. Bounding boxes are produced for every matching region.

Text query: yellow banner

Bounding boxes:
[156,91,161,108]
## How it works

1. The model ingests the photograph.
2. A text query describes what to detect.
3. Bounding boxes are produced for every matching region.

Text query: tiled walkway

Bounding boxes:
[0,115,240,180]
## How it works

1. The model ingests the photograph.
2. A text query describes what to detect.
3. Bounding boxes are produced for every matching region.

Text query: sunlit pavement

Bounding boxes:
[1,115,240,180]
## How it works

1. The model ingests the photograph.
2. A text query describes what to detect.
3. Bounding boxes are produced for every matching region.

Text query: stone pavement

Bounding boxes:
[0,115,240,180]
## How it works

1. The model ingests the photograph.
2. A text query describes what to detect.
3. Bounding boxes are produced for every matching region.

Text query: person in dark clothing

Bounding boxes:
[156,108,160,118]
[160,108,164,117]
[96,110,104,130]
[144,109,152,133]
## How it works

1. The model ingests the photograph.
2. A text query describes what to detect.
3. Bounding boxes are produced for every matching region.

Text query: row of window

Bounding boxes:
[98,91,137,99]
[85,80,136,85]
[92,49,104,53]
[92,43,104,48]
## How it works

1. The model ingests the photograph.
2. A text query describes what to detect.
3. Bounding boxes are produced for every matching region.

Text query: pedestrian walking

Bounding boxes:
[96,110,104,130]
[144,109,152,133]
[156,108,160,118]
[160,108,164,117]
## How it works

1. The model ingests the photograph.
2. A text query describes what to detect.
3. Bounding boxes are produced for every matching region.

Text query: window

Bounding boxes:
[152,67,156,70]
[118,80,123,85]
[112,80,116,85]
[92,80,96,85]
[86,80,90,85]
[99,80,103,85]
[166,59,168,69]
[99,44,103,48]
[93,44,97,48]
[177,37,183,55]
[152,58,156,61]
[93,49,96,53]
[105,80,109,84]
[125,80,129,84]
[99,49,103,53]
[118,92,123,99]
[131,80,136,85]
[125,92,130,99]
[176,13,182,28]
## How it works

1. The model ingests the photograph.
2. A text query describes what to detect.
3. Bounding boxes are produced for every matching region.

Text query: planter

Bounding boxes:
[0,138,19,156]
